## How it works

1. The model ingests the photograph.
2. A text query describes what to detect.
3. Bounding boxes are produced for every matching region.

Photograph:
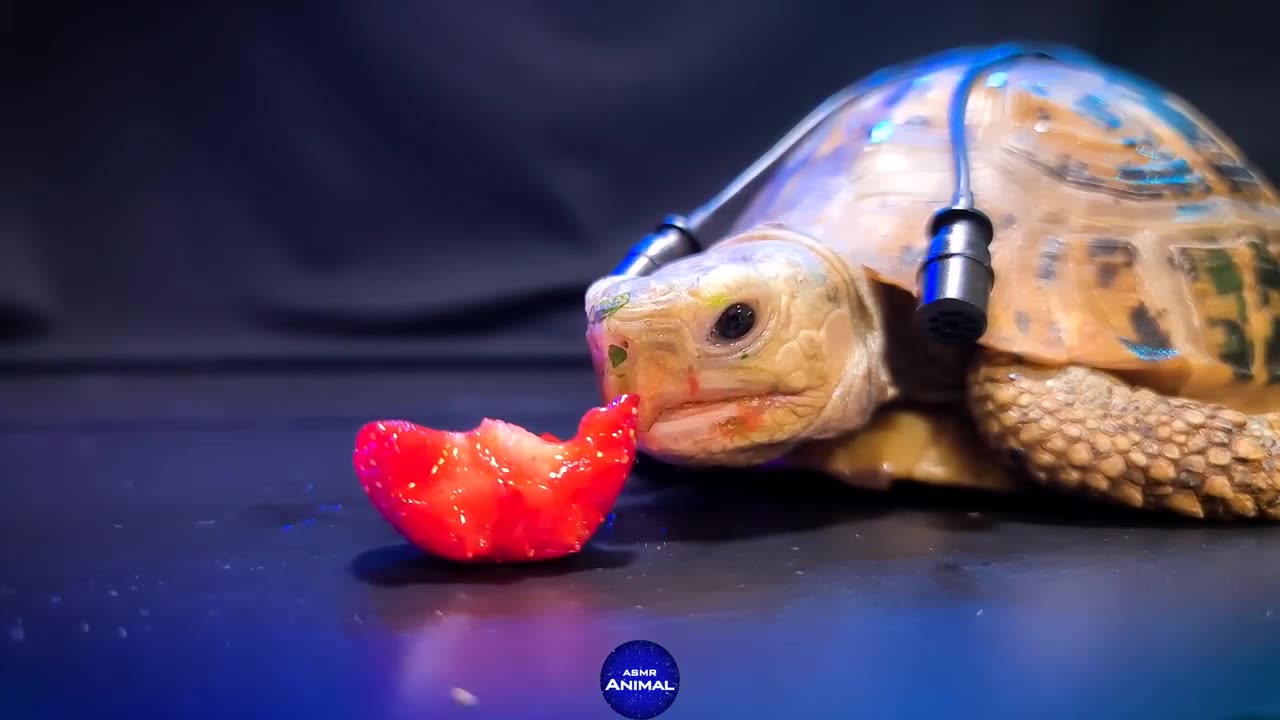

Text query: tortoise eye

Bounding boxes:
[711,303,756,342]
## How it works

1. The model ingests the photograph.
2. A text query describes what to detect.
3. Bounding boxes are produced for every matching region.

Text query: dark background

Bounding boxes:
[6,4,1280,719]
[4,1,1278,369]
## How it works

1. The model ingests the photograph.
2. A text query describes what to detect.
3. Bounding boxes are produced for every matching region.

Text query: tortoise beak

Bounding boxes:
[586,321,691,433]
[584,273,697,433]
[586,324,650,429]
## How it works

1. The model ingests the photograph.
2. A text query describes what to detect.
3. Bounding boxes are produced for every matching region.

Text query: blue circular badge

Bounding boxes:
[599,640,680,719]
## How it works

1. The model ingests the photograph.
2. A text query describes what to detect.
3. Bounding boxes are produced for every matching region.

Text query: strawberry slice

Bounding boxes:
[353,394,640,563]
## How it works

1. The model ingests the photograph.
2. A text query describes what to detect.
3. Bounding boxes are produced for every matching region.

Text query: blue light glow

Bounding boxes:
[1175,203,1214,221]
[869,119,894,144]
[1120,338,1179,361]
[1073,94,1122,129]
[1022,81,1049,96]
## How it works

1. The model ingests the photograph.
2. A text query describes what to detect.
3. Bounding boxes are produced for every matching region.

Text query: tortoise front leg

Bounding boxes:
[967,352,1280,520]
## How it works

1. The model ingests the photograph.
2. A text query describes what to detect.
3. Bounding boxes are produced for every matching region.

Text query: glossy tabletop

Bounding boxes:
[2,368,1279,719]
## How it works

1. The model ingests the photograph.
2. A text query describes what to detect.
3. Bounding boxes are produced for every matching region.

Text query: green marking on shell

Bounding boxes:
[608,344,628,368]
[1203,248,1242,294]
[701,292,734,310]
[598,293,630,321]
[1212,317,1252,378]
[1252,240,1280,290]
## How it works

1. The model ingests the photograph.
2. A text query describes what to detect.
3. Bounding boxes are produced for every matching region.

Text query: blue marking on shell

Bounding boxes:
[1073,94,1122,129]
[883,76,917,109]
[1120,338,1180,361]
[1105,66,1206,145]
[1137,144,1176,161]
[985,71,1008,88]
[1022,81,1050,97]
[1116,157,1199,187]
[869,119,894,144]
[1121,137,1179,162]
[1175,202,1215,221]
[1149,94,1205,145]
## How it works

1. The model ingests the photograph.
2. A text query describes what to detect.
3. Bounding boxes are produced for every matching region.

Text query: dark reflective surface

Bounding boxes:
[2,369,1280,719]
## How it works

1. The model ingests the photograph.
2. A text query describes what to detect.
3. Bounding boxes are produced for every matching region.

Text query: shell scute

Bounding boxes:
[724,48,1280,410]
[1000,74,1216,203]
[1174,243,1254,377]
[985,233,1178,367]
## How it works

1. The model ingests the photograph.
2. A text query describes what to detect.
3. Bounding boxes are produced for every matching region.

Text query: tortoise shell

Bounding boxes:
[725,49,1280,413]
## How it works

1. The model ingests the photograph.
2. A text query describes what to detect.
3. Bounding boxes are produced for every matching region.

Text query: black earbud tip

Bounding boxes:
[610,216,701,277]
[915,207,996,345]
[915,296,988,345]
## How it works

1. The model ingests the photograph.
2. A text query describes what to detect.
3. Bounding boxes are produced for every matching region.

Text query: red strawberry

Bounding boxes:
[353,394,640,563]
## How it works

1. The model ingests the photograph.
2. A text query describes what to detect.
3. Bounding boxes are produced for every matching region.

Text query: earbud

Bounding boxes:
[912,43,1055,346]
[610,215,701,277]
[914,206,995,345]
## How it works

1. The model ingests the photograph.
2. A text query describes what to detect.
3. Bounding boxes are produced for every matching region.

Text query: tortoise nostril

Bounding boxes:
[607,343,629,368]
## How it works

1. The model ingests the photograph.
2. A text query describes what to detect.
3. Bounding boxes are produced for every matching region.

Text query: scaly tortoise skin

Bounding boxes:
[583,46,1280,521]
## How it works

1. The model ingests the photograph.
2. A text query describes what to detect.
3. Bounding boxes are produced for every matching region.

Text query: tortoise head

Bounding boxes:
[583,224,895,466]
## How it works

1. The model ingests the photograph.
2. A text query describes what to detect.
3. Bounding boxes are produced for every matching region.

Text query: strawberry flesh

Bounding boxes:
[353,394,640,562]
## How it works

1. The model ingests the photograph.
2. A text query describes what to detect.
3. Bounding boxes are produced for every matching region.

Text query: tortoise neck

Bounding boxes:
[814,258,901,439]
[764,226,902,439]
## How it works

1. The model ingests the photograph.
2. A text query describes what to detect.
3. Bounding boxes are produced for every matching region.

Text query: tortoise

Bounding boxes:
[581,45,1280,521]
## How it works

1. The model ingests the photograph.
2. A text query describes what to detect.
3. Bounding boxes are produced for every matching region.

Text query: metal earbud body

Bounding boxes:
[609,215,701,278]
[908,43,1056,344]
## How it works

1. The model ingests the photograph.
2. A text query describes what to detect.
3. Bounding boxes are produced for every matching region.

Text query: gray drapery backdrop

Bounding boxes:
[4,1,1277,369]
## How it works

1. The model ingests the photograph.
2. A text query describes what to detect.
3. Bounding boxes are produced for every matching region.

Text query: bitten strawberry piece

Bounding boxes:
[353,394,640,562]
